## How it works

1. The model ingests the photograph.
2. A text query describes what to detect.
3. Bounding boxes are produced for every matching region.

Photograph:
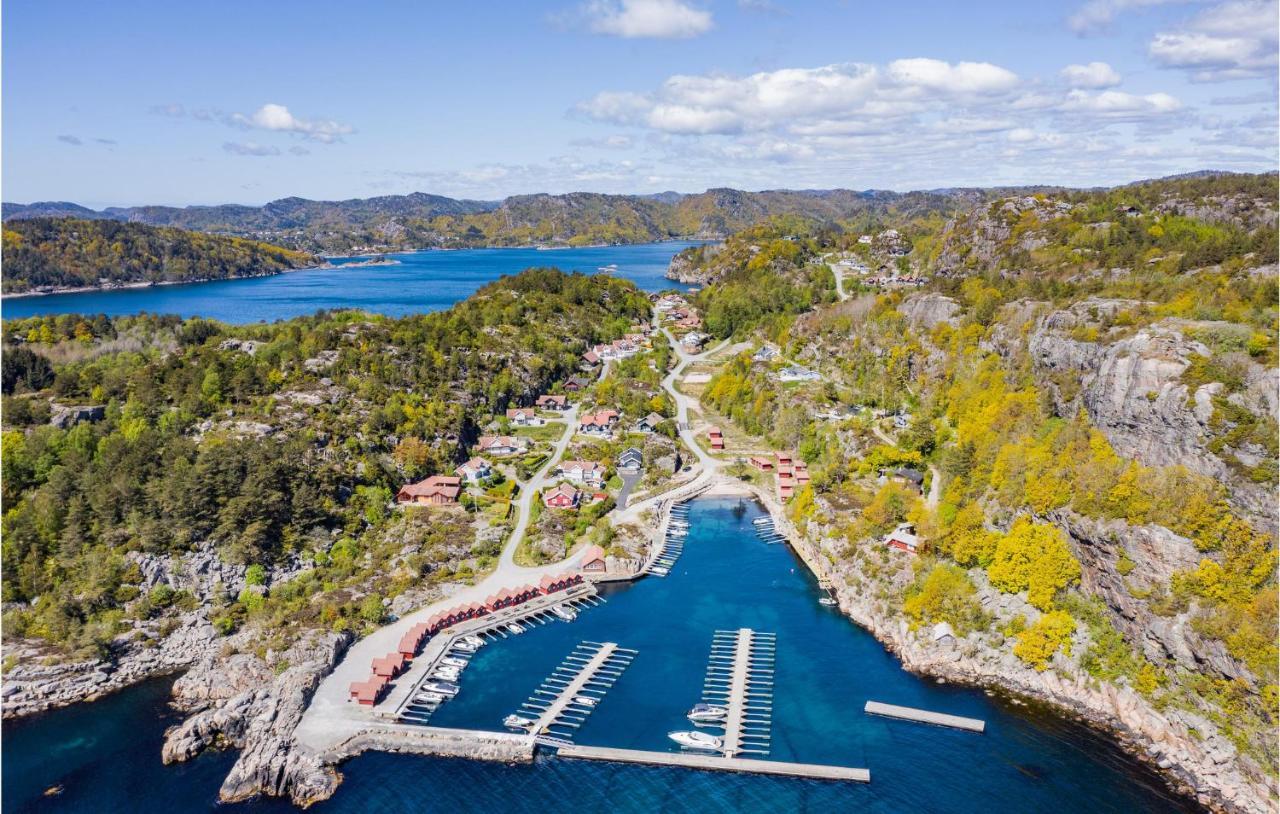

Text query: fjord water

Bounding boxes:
[0,242,703,323]
[3,497,1197,814]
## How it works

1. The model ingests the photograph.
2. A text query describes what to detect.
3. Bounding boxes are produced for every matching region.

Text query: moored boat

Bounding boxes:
[668,730,723,751]
[686,702,728,722]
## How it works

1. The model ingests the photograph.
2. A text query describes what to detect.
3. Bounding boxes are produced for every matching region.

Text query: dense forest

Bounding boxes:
[1,218,318,293]
[0,269,649,655]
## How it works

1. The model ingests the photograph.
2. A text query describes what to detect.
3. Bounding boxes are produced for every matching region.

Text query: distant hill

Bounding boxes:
[2,218,320,294]
[0,187,979,254]
[7,173,1271,255]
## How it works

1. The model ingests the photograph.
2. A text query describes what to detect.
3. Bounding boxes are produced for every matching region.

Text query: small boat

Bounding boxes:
[572,695,598,707]
[451,641,478,653]
[440,656,468,668]
[504,714,537,730]
[507,623,524,635]
[552,605,577,622]
[686,703,728,723]
[432,670,461,682]
[819,597,838,606]
[752,517,772,525]
[416,691,446,704]
[462,635,486,648]
[669,730,723,751]
[423,680,459,696]
[649,566,670,576]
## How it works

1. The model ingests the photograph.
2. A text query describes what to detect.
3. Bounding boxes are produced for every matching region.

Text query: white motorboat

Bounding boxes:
[572,695,598,707]
[649,566,670,576]
[451,641,478,653]
[416,691,446,704]
[504,714,536,730]
[423,680,459,696]
[819,597,838,606]
[506,623,524,635]
[432,668,461,681]
[686,703,728,723]
[440,656,468,668]
[668,730,723,751]
[552,605,577,622]
[462,635,486,648]
[752,517,772,525]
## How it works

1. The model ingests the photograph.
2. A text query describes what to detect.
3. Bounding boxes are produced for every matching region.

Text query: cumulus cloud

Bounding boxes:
[57,134,83,146]
[1148,0,1279,80]
[1061,88,1183,116]
[580,0,712,38]
[1060,61,1122,88]
[577,59,1021,135]
[229,103,355,143]
[222,141,281,157]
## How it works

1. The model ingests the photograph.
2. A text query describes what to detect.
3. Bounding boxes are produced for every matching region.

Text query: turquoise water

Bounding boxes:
[0,242,702,324]
[2,497,1198,813]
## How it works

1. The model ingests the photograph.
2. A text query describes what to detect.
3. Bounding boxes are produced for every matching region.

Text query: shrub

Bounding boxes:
[1013,610,1076,670]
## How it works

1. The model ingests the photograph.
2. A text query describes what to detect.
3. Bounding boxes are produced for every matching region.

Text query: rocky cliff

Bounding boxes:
[1024,294,1279,530]
[777,495,1276,814]
[162,630,351,806]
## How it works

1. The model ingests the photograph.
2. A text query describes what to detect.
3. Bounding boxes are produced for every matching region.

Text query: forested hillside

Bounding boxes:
[0,269,649,655]
[1,218,319,293]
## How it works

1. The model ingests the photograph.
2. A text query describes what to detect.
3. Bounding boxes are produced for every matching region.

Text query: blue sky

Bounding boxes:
[3,0,1277,207]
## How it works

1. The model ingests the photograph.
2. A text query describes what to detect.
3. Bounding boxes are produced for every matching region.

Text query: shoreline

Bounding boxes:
[733,479,1261,814]
[0,263,335,301]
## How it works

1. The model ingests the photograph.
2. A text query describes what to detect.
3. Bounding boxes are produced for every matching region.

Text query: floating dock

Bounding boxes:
[511,641,636,740]
[864,701,985,733]
[555,745,869,783]
[699,628,774,757]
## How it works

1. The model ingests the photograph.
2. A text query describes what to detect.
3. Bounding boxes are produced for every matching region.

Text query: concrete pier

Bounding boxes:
[555,745,869,783]
[864,700,986,732]
[704,628,774,757]
[531,643,618,732]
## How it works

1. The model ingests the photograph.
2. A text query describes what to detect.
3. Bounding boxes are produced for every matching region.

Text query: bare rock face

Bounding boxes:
[162,630,351,806]
[2,613,220,718]
[665,243,724,284]
[1027,303,1278,529]
[899,293,960,329]
[1050,512,1248,681]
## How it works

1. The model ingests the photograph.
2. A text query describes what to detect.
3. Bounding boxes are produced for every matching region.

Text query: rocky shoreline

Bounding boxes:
[745,482,1274,814]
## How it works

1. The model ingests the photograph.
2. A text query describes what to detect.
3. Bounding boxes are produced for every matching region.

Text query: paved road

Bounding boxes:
[496,402,581,575]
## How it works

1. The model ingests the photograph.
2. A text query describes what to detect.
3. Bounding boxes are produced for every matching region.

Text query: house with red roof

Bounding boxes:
[536,394,569,410]
[543,483,580,509]
[580,544,607,573]
[707,426,724,451]
[477,435,526,456]
[578,410,620,436]
[506,407,541,426]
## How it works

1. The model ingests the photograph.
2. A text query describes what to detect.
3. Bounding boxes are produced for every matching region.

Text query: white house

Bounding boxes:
[506,407,542,426]
[455,457,492,484]
[776,365,821,383]
[477,435,526,456]
[556,460,606,486]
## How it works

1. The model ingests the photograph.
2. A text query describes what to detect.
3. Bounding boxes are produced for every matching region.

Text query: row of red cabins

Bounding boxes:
[348,571,585,706]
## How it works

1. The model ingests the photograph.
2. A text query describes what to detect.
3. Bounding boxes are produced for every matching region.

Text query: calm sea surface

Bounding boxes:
[0,242,703,324]
[2,498,1199,814]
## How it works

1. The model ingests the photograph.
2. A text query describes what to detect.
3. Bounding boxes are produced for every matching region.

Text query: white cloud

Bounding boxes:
[1061,88,1184,116]
[1060,61,1122,88]
[1067,0,1190,35]
[223,141,281,157]
[578,59,1021,135]
[229,103,355,143]
[581,0,712,38]
[1148,0,1279,80]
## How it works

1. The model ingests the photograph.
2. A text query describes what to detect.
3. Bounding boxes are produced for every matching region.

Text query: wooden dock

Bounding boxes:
[864,700,985,732]
[555,744,870,782]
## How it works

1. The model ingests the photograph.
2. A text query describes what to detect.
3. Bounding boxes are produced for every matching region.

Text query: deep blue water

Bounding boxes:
[0,242,702,324]
[2,498,1198,813]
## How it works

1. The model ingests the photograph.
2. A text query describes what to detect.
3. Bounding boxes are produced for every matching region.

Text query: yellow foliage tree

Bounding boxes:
[987,517,1081,611]
[1013,609,1076,670]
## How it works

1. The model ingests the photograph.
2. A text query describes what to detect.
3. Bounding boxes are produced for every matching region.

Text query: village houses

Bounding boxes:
[476,435,527,456]
[454,457,492,484]
[395,475,462,506]
[555,460,606,487]
[543,482,580,509]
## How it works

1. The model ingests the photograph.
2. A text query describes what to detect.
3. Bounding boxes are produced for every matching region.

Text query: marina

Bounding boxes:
[510,641,636,741]
[384,585,604,724]
[697,629,775,757]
